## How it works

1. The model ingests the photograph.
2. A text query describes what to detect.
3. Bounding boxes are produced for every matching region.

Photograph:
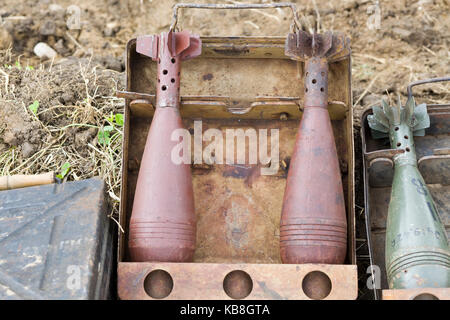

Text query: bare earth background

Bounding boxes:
[0,0,448,299]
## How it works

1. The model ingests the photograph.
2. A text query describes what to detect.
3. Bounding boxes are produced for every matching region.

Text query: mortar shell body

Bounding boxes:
[386,163,450,288]
[385,122,450,289]
[128,107,196,262]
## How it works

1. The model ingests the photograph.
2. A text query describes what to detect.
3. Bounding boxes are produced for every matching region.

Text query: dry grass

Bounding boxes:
[0,48,125,227]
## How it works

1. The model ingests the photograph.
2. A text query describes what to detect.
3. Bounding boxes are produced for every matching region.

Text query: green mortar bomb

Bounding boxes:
[368,96,450,289]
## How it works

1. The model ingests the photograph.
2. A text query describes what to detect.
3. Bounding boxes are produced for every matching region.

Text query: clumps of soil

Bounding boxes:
[0,48,125,218]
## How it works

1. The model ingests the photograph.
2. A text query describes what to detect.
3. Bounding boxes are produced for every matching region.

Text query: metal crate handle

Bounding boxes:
[170,2,301,33]
[407,76,450,101]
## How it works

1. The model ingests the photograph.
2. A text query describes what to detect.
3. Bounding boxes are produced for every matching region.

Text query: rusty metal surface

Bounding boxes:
[418,152,450,185]
[118,262,357,300]
[116,91,349,121]
[124,118,351,265]
[361,104,450,297]
[382,287,450,300]
[118,29,355,298]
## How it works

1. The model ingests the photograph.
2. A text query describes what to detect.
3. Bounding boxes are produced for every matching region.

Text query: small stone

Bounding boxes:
[0,27,12,49]
[75,128,97,147]
[21,142,36,158]
[103,22,119,37]
[392,27,412,39]
[100,55,122,72]
[341,0,358,10]
[49,4,64,12]
[53,38,67,55]
[60,91,74,105]
[3,131,17,146]
[33,42,57,60]
[103,28,113,37]
[40,20,56,36]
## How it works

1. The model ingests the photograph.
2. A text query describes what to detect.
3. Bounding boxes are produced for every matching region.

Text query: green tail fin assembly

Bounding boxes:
[368,96,450,289]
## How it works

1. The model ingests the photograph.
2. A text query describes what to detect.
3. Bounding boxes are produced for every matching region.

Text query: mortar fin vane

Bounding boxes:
[368,97,430,139]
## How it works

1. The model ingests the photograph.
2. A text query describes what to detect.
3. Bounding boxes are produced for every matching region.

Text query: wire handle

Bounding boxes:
[170,2,301,33]
[407,76,450,100]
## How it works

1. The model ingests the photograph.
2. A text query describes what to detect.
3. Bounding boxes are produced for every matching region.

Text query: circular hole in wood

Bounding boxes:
[163,69,168,75]
[161,85,167,91]
[395,127,399,131]
[305,87,308,92]
[171,58,176,63]
[312,79,317,84]
[302,271,332,300]
[406,147,411,152]
[404,135,409,139]
[223,270,253,299]
[320,87,324,92]
[413,293,439,300]
[397,142,401,147]
[171,78,175,83]
[144,269,173,299]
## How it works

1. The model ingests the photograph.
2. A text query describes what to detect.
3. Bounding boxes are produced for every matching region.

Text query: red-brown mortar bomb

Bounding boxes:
[281,31,351,264]
[128,31,201,262]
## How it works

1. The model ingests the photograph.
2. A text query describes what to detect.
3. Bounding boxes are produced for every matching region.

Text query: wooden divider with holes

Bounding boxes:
[118,262,357,300]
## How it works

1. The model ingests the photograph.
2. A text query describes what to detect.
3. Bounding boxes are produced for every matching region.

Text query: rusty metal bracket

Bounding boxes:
[365,148,405,164]
[116,90,154,101]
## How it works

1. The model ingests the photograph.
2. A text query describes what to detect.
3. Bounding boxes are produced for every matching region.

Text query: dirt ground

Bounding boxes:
[0,0,449,300]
